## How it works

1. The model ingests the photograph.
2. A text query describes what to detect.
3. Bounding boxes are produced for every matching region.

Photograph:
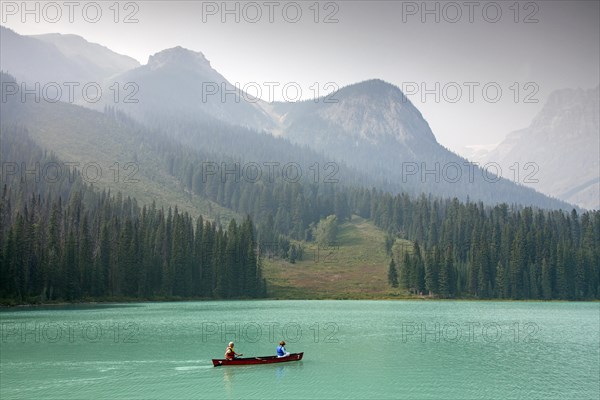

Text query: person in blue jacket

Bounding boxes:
[276,340,290,357]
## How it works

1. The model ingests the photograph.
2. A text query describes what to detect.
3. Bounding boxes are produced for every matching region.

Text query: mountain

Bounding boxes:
[267,79,572,208]
[112,56,571,207]
[106,48,572,209]
[0,26,138,86]
[1,28,575,210]
[32,32,139,79]
[1,26,85,84]
[460,144,497,164]
[109,46,275,130]
[272,79,438,148]
[0,70,372,222]
[484,86,599,210]
[0,71,233,220]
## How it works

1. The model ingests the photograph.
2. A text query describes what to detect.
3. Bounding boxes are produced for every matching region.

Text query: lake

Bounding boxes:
[1,301,598,399]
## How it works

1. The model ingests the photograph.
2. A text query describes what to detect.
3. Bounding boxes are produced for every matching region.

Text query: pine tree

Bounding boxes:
[476,232,491,298]
[529,263,540,299]
[438,246,452,298]
[64,230,79,300]
[556,244,569,299]
[79,215,93,297]
[400,253,411,290]
[495,261,505,298]
[244,219,259,297]
[541,258,552,300]
[46,203,61,300]
[412,243,425,295]
[388,258,399,288]
[171,212,188,297]
[96,224,110,296]
[509,231,526,299]
[424,248,439,296]
[213,226,226,298]
[574,250,586,299]
[224,219,239,298]
[193,216,204,296]
[201,221,215,297]
[119,218,136,296]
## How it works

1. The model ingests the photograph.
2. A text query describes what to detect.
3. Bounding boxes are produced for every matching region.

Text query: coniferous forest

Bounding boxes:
[0,127,265,302]
[0,183,265,302]
[368,193,599,300]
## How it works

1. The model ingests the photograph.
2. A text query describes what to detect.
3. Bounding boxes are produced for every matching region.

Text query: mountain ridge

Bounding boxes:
[81,46,581,210]
[0,26,139,85]
[110,45,276,131]
[271,78,439,145]
[484,85,599,209]
[33,32,140,76]
[1,32,579,210]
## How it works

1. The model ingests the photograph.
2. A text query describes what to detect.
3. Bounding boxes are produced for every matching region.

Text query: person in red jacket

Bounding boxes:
[225,342,243,360]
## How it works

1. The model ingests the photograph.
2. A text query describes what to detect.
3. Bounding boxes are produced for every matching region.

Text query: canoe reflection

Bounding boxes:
[220,360,304,390]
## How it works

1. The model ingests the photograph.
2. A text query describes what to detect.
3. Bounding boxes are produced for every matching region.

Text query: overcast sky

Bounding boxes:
[3,0,599,154]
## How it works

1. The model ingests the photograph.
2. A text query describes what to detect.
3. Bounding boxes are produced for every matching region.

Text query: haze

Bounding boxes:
[2,0,599,154]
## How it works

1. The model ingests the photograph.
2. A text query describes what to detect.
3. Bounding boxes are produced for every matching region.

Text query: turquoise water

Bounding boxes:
[1,301,598,399]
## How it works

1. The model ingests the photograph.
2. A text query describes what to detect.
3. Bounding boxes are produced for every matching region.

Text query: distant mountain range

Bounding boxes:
[477,86,599,210]
[1,25,587,211]
[110,45,276,130]
[0,26,138,86]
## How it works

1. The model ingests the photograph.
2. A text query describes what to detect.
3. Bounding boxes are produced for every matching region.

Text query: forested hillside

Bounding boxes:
[0,127,264,303]
[373,194,599,300]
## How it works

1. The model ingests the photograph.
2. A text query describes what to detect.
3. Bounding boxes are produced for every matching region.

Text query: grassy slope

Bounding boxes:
[263,215,413,299]
[10,101,237,221]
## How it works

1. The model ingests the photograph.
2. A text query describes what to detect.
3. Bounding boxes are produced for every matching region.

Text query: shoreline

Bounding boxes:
[2,296,598,308]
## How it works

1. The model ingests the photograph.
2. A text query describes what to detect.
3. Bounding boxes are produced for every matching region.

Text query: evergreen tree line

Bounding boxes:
[0,185,265,302]
[363,191,599,300]
[0,128,265,302]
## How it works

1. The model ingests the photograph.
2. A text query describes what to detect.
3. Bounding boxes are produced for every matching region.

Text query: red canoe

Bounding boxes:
[212,352,304,367]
